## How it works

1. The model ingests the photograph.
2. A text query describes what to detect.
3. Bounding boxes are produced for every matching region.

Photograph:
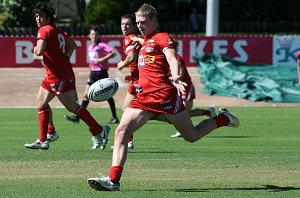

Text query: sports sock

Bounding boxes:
[75,106,102,136]
[47,125,55,135]
[214,114,229,128]
[109,166,123,183]
[202,109,210,116]
[81,100,89,108]
[38,107,50,142]
[107,98,117,118]
[128,135,133,142]
[73,100,89,120]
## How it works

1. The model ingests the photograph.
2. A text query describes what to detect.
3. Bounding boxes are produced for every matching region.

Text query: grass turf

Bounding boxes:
[0,107,299,197]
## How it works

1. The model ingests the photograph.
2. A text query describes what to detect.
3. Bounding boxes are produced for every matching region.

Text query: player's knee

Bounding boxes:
[121,106,126,112]
[64,103,78,113]
[114,127,126,139]
[36,99,47,109]
[115,126,132,141]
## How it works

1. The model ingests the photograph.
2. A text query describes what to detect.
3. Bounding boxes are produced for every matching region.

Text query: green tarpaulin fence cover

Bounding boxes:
[195,54,300,102]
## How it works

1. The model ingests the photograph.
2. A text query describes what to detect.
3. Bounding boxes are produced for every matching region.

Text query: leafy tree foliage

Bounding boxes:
[0,0,190,29]
[83,0,190,26]
[84,0,122,27]
[0,0,51,27]
[116,0,190,23]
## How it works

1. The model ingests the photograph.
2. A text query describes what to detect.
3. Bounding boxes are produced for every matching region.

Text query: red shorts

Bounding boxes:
[180,82,195,102]
[129,88,185,115]
[41,78,76,95]
[127,80,138,95]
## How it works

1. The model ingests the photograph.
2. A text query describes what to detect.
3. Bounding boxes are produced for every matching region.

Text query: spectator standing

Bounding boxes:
[190,0,206,32]
[170,42,216,137]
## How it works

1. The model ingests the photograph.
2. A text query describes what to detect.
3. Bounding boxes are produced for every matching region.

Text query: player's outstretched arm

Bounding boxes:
[95,50,116,64]
[117,50,137,70]
[165,48,186,94]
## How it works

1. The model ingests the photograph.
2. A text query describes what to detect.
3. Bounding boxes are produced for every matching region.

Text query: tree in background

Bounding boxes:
[76,0,85,25]
[1,0,300,34]
[84,0,122,27]
[0,0,51,27]
[83,0,190,33]
[0,0,190,28]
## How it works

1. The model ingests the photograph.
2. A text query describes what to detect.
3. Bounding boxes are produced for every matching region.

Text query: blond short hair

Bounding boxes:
[135,3,157,19]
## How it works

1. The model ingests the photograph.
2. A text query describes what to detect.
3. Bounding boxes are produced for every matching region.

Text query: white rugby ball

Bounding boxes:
[88,78,119,102]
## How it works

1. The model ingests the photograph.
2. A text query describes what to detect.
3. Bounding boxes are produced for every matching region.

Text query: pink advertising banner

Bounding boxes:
[0,35,273,67]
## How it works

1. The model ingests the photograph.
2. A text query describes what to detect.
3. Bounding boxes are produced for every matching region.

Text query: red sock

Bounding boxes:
[109,166,123,183]
[75,106,102,136]
[128,135,133,142]
[214,114,229,128]
[38,107,50,142]
[47,125,55,135]
[202,110,210,116]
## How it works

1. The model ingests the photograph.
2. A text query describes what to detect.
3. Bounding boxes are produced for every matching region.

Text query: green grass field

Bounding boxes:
[0,107,299,198]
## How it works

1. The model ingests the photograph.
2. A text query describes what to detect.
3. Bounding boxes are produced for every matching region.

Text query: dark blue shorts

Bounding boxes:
[87,70,109,86]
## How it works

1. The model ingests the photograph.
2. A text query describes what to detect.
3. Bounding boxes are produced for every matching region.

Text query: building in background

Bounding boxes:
[52,0,86,26]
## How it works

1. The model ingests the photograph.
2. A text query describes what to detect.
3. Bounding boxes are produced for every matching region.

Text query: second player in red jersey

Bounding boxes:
[116,14,140,149]
[37,25,74,83]
[25,2,110,151]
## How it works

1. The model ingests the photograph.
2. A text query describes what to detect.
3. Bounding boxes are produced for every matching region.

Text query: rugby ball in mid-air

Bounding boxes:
[88,78,119,102]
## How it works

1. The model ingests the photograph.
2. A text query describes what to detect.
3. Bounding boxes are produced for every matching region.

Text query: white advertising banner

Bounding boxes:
[273,35,300,67]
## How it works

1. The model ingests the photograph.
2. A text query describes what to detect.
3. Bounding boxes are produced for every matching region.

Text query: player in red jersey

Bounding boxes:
[24,2,110,150]
[297,51,300,84]
[87,4,240,191]
[170,41,216,138]
[176,53,215,118]
[115,14,140,149]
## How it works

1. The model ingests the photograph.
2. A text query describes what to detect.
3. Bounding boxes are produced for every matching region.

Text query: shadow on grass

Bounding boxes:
[208,136,255,139]
[128,150,177,154]
[173,185,300,192]
[137,185,300,193]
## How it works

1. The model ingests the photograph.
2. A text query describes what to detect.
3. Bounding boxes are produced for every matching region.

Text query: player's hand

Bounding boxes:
[174,80,187,95]
[170,75,186,95]
[130,36,143,50]
[123,74,132,83]
[111,51,117,58]
[170,75,187,95]
[33,53,43,60]
[117,61,124,70]
[33,46,43,60]
[95,58,103,64]
[132,41,142,50]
